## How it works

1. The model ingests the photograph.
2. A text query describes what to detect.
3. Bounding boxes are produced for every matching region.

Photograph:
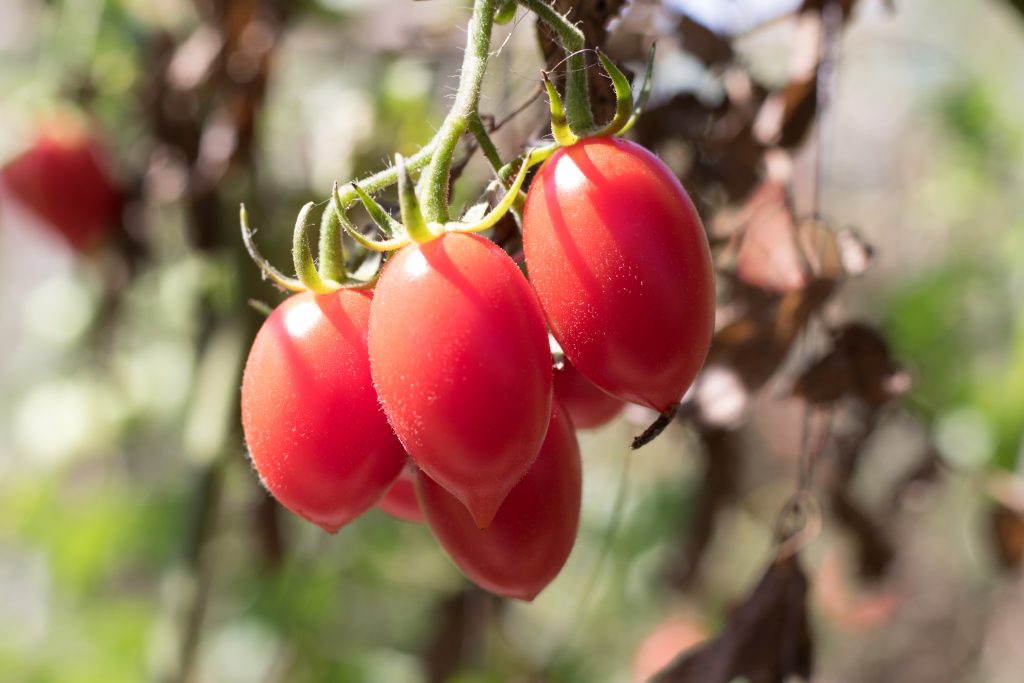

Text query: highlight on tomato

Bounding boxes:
[377,462,424,523]
[241,290,406,533]
[522,136,715,413]
[368,231,553,530]
[554,358,625,429]
[416,402,582,601]
[0,115,122,252]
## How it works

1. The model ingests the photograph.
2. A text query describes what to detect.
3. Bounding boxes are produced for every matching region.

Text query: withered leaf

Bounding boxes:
[707,278,836,398]
[991,503,1024,570]
[831,488,896,580]
[731,181,802,291]
[677,16,734,67]
[650,556,813,683]
[988,474,1024,570]
[792,322,908,407]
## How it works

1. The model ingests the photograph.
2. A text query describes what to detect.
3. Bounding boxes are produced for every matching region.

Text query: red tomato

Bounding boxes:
[1,119,121,251]
[368,232,552,529]
[416,402,581,601]
[241,291,406,533]
[377,463,424,523]
[522,137,715,412]
[555,359,624,429]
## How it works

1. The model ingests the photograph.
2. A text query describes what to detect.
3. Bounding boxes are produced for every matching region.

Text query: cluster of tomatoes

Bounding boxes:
[241,137,715,601]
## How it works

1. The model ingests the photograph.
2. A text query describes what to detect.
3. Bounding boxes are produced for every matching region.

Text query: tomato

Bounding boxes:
[377,462,424,523]
[241,290,406,533]
[554,358,624,429]
[368,232,552,529]
[416,402,581,601]
[522,137,715,412]
[1,118,121,251]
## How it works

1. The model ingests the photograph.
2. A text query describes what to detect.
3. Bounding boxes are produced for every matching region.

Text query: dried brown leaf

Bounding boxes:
[707,278,836,397]
[793,322,908,407]
[991,503,1024,570]
[677,16,733,67]
[650,556,813,683]
[731,181,805,292]
[988,473,1024,570]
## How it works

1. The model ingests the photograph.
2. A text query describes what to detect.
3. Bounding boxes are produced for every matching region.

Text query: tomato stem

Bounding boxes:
[419,0,497,223]
[516,0,594,134]
[468,113,526,217]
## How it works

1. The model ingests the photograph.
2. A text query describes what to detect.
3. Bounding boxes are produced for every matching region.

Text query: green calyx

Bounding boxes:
[542,43,657,147]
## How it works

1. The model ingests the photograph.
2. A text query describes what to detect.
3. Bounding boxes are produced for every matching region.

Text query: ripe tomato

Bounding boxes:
[416,402,581,601]
[368,232,552,529]
[555,359,624,429]
[1,118,121,251]
[377,463,424,523]
[522,137,715,412]
[241,290,406,533]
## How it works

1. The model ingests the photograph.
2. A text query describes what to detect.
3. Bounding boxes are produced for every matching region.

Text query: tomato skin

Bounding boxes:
[377,463,424,523]
[554,359,624,429]
[241,291,406,533]
[1,123,121,251]
[368,232,553,529]
[522,137,715,412]
[416,403,581,601]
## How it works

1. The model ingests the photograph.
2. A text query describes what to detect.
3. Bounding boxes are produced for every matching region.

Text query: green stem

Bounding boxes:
[469,113,527,216]
[468,114,505,175]
[517,0,594,134]
[420,0,497,223]
[331,141,437,212]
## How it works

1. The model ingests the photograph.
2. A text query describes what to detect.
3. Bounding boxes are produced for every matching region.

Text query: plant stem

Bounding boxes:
[332,141,437,211]
[468,113,505,176]
[420,0,497,223]
[517,0,594,133]
[469,114,527,215]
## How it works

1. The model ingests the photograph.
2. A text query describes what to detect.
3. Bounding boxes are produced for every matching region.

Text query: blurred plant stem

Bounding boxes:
[150,320,248,683]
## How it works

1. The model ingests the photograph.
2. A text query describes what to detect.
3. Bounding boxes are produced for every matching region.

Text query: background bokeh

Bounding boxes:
[1,0,1023,681]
